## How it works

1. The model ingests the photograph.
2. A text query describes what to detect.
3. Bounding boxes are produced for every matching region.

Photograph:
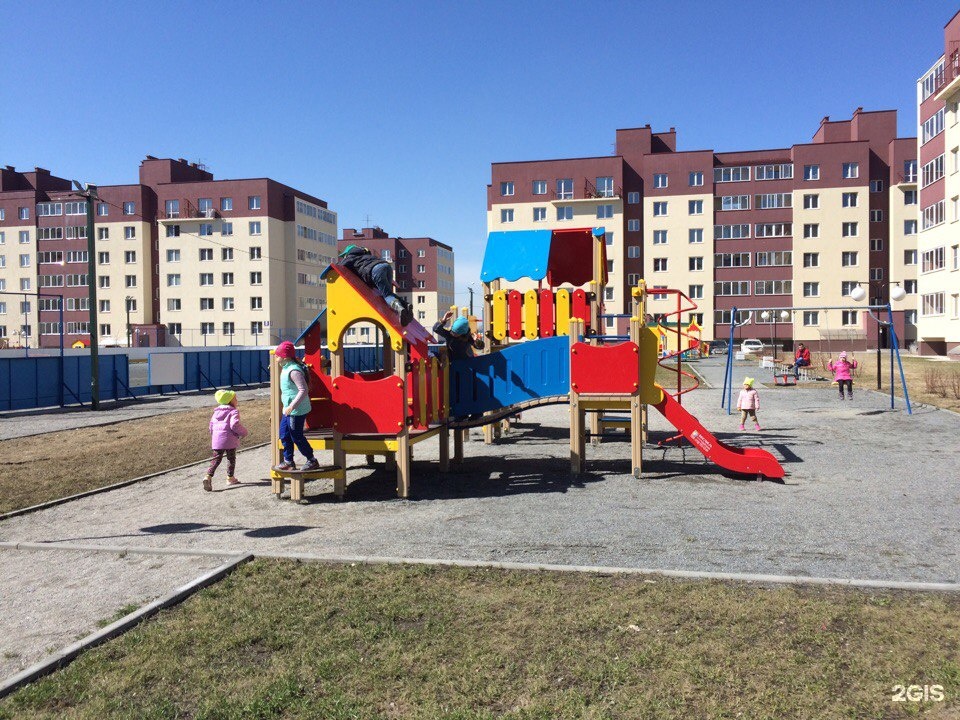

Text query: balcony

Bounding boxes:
[158,199,220,222]
[898,172,917,186]
[934,47,960,101]
[549,179,622,203]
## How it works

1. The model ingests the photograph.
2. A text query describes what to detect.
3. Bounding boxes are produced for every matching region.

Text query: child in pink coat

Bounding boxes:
[205,389,249,491]
[736,377,761,431]
[829,351,858,400]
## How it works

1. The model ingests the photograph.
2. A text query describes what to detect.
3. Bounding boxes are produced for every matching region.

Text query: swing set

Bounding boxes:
[721,302,913,415]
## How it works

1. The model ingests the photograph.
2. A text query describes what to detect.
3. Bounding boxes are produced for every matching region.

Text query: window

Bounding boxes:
[756,251,792,266]
[754,193,792,209]
[689,228,703,244]
[0,231,3,244]
[36,202,62,216]
[714,166,750,183]
[498,181,515,197]
[166,249,180,263]
[922,292,945,316]
[803,252,819,267]
[249,246,262,260]
[221,197,233,211]
[500,209,514,223]
[125,275,137,288]
[841,251,858,267]
[199,248,213,261]
[870,238,883,252]
[222,297,235,311]
[870,180,884,193]
[250,321,264,335]
[250,271,262,285]
[842,162,859,179]
[99,276,110,289]
[689,257,703,271]
[533,207,547,222]
[841,310,859,326]
[124,226,136,240]
[904,190,917,205]
[627,218,640,231]
[754,280,792,295]
[532,180,547,195]
[221,322,235,335]
[688,199,703,215]
[199,223,213,236]
[652,201,667,216]
[18,207,30,220]
[198,298,214,311]
[96,203,108,216]
[167,274,181,287]
[870,209,882,222]
[714,224,750,240]
[803,164,820,181]
[755,223,791,237]
[803,223,819,239]
[653,173,668,188]
[627,246,641,258]
[953,244,959,270]
[249,221,261,235]
[98,251,110,265]
[689,171,704,187]
[922,155,944,187]
[902,249,917,266]
[18,254,30,268]
[596,177,614,197]
[922,201,945,229]
[627,191,640,204]
[803,311,819,326]
[417,249,426,257]
[653,230,667,244]
[653,258,668,272]
[596,204,613,219]
[842,222,858,237]
[199,273,214,286]
[651,286,667,300]
[251,297,263,310]
[122,201,135,215]
[165,224,181,238]
[556,206,573,221]
[556,178,573,199]
[922,108,945,143]
[922,247,946,273]
[904,219,918,235]
[714,281,751,296]
[870,267,884,281]
[248,195,261,210]
[841,281,859,296]
[718,195,750,211]
[714,252,750,268]
[19,231,30,244]
[688,284,703,299]
[842,192,858,207]
[803,282,820,297]
[803,194,819,209]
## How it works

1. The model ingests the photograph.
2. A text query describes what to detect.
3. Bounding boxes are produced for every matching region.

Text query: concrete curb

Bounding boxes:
[0,541,244,559]
[0,442,270,522]
[0,552,253,699]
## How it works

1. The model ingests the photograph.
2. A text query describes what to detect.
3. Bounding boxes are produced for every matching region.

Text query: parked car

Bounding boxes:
[709,340,729,355]
[740,339,765,354]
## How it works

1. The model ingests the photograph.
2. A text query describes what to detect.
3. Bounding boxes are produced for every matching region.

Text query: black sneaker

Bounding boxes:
[302,458,320,472]
[399,306,412,326]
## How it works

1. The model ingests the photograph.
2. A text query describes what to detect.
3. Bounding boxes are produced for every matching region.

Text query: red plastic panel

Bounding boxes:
[546,228,594,287]
[570,341,640,395]
[539,289,555,338]
[572,289,591,332]
[328,374,405,434]
[508,290,523,340]
[306,372,335,431]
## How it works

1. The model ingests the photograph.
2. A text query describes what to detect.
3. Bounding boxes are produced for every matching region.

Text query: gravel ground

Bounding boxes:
[1,358,957,684]
[0,387,268,441]
[0,547,233,678]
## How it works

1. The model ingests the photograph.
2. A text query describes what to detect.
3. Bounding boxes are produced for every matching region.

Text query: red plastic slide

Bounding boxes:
[652,391,785,480]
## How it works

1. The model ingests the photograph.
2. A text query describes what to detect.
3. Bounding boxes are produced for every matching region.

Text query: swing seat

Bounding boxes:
[774,373,797,386]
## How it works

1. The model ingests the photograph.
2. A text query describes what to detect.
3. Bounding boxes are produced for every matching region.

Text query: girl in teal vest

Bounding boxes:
[273,341,320,472]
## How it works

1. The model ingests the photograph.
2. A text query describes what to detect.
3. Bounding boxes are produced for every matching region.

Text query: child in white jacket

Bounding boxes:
[737,377,761,431]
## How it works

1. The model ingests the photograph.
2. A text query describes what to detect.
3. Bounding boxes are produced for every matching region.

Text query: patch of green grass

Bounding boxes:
[95,603,143,629]
[1,560,958,719]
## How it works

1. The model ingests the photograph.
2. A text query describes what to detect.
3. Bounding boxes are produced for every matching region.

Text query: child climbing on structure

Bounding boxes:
[338,245,412,325]
[433,310,484,360]
[273,341,321,472]
[829,351,858,400]
[204,389,249,491]
[737,377,761,431]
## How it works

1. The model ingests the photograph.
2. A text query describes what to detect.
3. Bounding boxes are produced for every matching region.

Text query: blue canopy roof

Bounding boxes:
[480,230,552,282]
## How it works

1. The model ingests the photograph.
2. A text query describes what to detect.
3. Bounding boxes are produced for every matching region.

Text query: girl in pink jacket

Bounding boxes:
[736,377,761,431]
[204,389,249,491]
[828,351,858,400]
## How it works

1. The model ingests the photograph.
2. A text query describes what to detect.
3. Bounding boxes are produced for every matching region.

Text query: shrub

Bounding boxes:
[923,367,948,398]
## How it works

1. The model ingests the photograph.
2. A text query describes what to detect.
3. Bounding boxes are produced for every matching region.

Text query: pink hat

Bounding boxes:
[839,351,847,359]
[275,341,296,359]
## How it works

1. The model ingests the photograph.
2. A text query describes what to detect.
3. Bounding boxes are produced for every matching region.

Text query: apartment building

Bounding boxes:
[337,227,455,343]
[488,109,917,351]
[0,157,337,348]
[916,10,960,356]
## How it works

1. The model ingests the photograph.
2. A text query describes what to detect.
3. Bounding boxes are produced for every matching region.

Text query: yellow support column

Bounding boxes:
[330,350,347,498]
[630,317,644,479]
[269,350,282,495]
[569,318,585,473]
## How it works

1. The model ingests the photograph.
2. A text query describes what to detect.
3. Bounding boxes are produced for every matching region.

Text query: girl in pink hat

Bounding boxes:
[828,351,858,400]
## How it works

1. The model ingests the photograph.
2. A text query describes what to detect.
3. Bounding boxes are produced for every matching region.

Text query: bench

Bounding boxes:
[271,465,345,502]
[774,373,797,386]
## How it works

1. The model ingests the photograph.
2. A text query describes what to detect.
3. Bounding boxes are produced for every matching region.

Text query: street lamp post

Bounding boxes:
[74,181,100,409]
[125,296,133,347]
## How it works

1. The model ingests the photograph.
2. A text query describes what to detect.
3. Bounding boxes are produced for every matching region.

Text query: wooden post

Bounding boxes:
[365,455,375,465]
[269,350,282,495]
[330,349,347,498]
[453,429,464,464]
[397,431,411,498]
[439,427,450,472]
[570,317,584,473]
[629,316,643,478]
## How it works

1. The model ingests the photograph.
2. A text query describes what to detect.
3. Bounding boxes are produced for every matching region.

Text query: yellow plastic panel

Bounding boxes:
[326,272,402,351]
[523,290,539,339]
[555,289,571,336]
[493,290,507,340]
[637,325,663,405]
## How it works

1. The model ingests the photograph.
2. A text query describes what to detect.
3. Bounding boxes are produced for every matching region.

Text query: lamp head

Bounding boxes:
[849,284,867,302]
[890,285,907,302]
[780,310,791,320]
[760,311,770,320]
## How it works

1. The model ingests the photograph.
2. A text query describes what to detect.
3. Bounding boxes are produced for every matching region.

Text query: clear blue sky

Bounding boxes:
[1,1,956,305]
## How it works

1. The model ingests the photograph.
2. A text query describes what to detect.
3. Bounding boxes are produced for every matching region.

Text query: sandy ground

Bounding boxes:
[1,357,958,684]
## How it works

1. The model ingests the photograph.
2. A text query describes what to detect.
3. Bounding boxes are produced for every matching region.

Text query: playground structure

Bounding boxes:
[270,228,785,500]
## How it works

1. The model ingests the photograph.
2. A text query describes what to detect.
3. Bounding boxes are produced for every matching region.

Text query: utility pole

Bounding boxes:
[75,181,100,409]
[467,286,474,316]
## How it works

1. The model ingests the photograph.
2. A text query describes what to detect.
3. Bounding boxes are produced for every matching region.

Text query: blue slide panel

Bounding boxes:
[449,336,570,417]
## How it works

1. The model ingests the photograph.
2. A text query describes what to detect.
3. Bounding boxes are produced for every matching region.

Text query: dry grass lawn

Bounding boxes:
[0,398,271,514]
[1,560,958,719]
